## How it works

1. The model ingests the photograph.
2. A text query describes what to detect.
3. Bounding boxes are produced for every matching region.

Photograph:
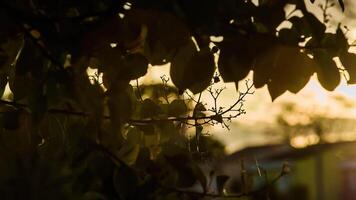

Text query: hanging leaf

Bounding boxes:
[170,41,215,94]
[288,16,312,38]
[278,28,302,45]
[121,53,148,80]
[313,50,340,90]
[303,12,326,42]
[122,9,192,65]
[143,12,191,65]
[267,82,287,101]
[170,40,196,91]
[254,44,315,100]
[336,27,348,51]
[339,51,356,84]
[249,34,278,88]
[255,1,287,31]
[218,38,253,84]
[272,47,315,94]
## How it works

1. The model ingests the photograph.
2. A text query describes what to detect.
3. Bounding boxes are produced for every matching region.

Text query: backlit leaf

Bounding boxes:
[314,50,340,90]
[218,38,253,83]
[170,42,215,94]
[254,45,316,100]
[339,51,356,84]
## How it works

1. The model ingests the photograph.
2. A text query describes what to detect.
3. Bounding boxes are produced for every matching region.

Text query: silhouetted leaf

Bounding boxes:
[339,51,356,84]
[314,50,340,90]
[304,12,326,42]
[0,1,350,199]
[218,38,253,84]
[139,11,191,65]
[121,53,149,80]
[288,16,312,37]
[268,83,287,101]
[254,45,315,100]
[278,28,301,45]
[255,1,287,31]
[336,27,349,51]
[170,42,215,94]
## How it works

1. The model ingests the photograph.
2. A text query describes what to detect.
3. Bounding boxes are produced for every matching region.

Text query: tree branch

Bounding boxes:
[0,80,253,126]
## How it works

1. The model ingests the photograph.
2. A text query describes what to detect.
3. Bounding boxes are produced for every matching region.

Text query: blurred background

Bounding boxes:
[109,59,356,199]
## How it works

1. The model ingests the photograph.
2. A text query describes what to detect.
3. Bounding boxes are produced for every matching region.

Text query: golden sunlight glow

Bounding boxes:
[290,134,320,149]
[290,135,309,148]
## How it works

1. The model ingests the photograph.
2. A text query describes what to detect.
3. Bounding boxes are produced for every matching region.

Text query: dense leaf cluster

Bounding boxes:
[0,0,353,199]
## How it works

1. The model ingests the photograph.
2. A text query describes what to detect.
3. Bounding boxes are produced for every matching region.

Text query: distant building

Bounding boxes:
[215,141,356,200]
